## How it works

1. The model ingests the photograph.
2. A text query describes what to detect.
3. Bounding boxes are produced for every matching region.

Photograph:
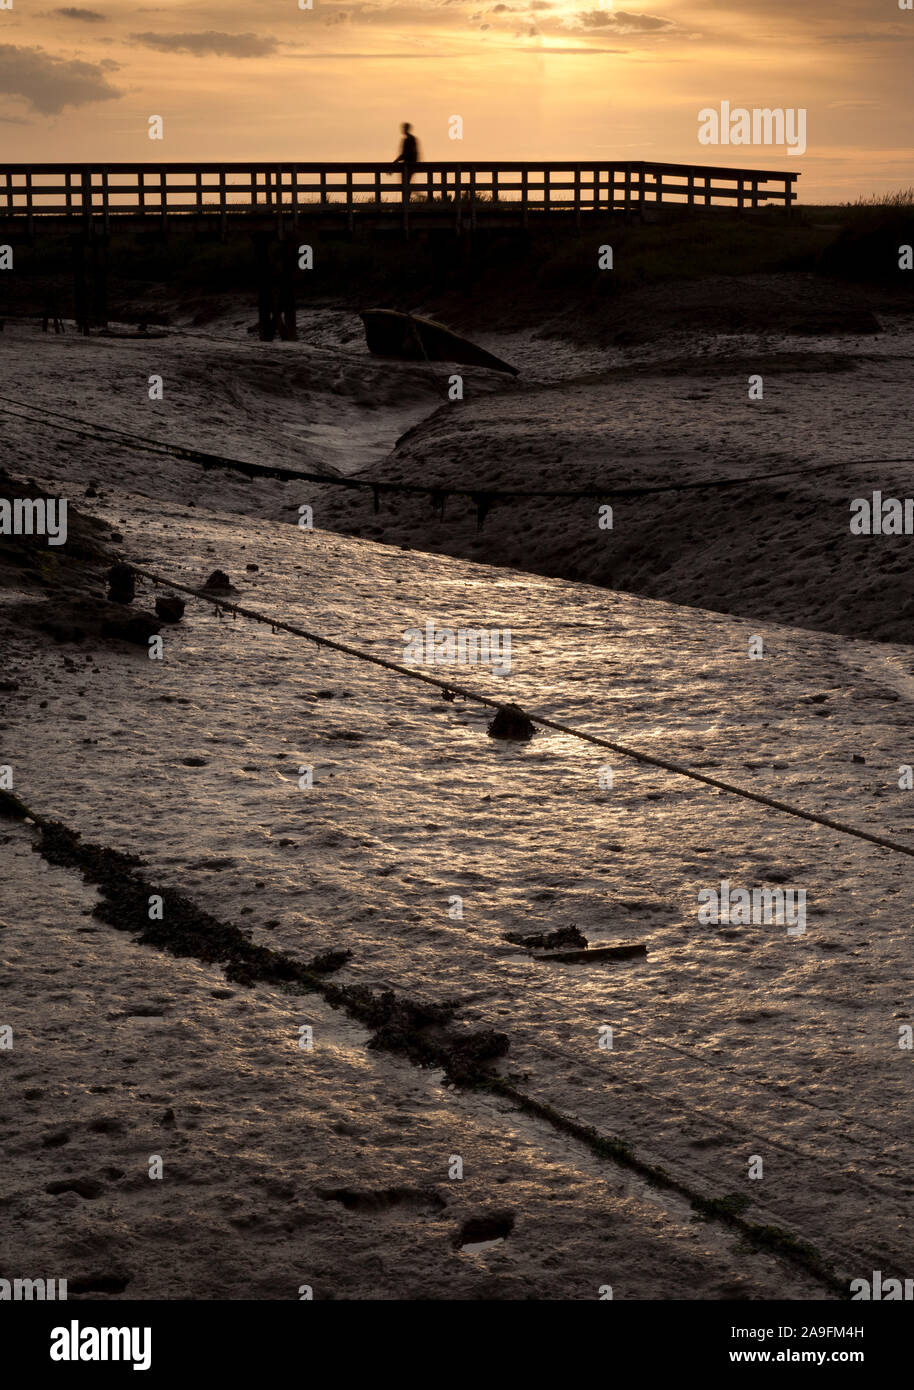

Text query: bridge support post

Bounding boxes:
[90,230,108,331]
[253,231,276,342]
[68,227,109,333]
[279,233,297,342]
[252,230,298,341]
[458,225,475,293]
[70,234,89,336]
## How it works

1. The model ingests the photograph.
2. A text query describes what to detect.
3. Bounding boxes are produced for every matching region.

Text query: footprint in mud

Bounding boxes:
[455,1212,515,1253]
[45,1177,107,1200]
[88,1116,128,1134]
[67,1273,131,1295]
[316,1185,447,1217]
[41,1130,71,1147]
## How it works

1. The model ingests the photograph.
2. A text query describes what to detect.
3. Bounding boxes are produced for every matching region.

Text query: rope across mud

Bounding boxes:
[132,564,914,864]
[2,394,913,529]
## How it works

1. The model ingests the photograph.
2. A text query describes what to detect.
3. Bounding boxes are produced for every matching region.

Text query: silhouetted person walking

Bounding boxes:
[394,122,420,201]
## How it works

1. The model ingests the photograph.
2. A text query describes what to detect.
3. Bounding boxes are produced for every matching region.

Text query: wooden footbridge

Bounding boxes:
[0,159,799,235]
[0,158,799,340]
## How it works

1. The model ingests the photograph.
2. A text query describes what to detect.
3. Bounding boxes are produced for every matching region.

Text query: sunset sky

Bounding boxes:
[0,1,911,201]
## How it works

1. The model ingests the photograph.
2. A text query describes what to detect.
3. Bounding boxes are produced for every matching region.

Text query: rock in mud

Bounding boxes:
[100,609,161,647]
[487,703,536,741]
[155,595,185,623]
[22,596,159,648]
[202,569,235,592]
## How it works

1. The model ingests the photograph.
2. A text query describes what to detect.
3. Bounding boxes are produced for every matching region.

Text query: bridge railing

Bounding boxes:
[0,161,799,225]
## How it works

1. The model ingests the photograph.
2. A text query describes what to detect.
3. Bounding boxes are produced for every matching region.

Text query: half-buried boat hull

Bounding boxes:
[360,309,519,376]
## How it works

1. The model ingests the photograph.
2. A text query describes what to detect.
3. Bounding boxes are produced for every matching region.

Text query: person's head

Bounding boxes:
[402,122,411,134]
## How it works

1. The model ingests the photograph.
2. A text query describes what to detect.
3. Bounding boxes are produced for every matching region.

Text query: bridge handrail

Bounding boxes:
[0,158,799,181]
[0,158,799,226]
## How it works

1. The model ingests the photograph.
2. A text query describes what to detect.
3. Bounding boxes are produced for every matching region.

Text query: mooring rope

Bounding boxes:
[132,565,914,862]
[2,394,912,514]
[512,1025,905,1144]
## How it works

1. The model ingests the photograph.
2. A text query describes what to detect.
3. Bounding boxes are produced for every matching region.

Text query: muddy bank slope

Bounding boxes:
[317,305,914,644]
